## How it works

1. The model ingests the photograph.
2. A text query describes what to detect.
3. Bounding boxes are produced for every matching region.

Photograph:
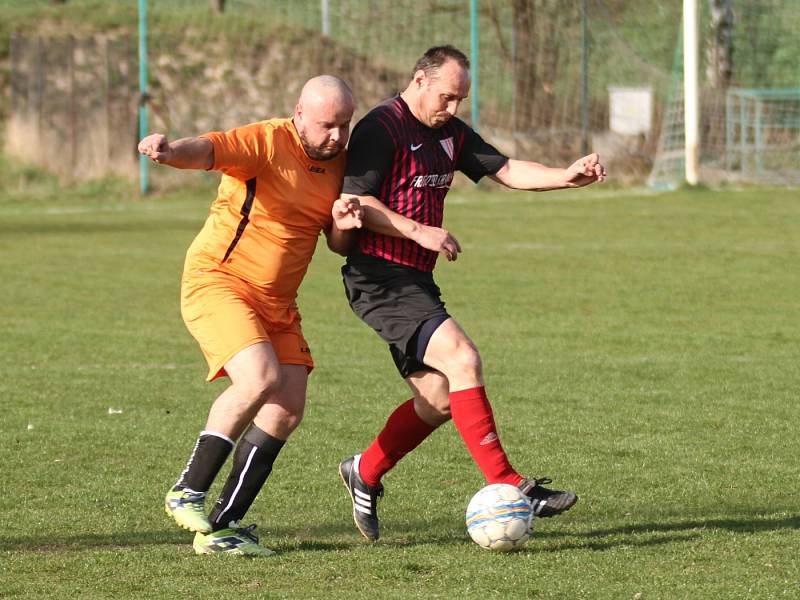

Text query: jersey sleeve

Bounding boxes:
[201,122,272,181]
[342,118,395,196]
[456,127,509,183]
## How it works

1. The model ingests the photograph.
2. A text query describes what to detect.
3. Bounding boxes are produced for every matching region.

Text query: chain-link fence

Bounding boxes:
[4,0,799,186]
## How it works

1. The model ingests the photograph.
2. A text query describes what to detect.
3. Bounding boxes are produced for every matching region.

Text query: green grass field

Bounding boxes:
[1,169,798,598]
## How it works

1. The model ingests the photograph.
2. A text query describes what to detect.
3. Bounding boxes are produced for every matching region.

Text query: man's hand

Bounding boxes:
[136,134,213,170]
[138,134,172,164]
[565,153,607,187]
[413,225,462,262]
[332,196,364,230]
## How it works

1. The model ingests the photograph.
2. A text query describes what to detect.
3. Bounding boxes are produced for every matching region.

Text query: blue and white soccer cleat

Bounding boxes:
[193,523,276,556]
[165,488,212,533]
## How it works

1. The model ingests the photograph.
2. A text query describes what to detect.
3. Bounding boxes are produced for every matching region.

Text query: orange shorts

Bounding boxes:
[180,269,313,381]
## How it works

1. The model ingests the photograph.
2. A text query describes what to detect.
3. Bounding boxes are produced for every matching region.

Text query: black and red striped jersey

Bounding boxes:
[343,95,507,272]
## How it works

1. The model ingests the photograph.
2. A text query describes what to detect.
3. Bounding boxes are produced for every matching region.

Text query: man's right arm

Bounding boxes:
[358,195,420,239]
[137,134,214,171]
[343,118,461,260]
[347,194,462,261]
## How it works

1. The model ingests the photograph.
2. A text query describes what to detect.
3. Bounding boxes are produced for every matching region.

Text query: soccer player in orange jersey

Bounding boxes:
[138,75,362,556]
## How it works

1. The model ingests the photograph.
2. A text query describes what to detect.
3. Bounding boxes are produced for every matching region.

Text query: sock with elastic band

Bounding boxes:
[208,424,286,531]
[173,430,235,493]
[449,386,522,486]
[358,398,438,487]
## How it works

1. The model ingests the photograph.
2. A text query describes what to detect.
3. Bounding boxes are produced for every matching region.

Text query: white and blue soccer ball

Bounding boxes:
[465,483,533,551]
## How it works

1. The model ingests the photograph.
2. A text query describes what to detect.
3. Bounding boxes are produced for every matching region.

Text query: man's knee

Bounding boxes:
[254,400,305,439]
[236,367,282,403]
[275,402,305,432]
[442,342,482,378]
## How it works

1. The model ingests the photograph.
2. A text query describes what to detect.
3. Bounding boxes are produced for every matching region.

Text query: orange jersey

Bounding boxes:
[184,118,345,300]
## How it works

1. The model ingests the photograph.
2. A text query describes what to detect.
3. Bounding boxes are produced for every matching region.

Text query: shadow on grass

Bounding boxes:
[575,514,800,538]
[0,529,192,553]
[523,514,800,553]
[0,527,359,554]
[366,524,692,553]
[3,514,797,554]
[367,513,800,553]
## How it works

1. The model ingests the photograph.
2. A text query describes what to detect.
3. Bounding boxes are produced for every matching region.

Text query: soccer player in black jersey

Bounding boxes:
[338,45,607,541]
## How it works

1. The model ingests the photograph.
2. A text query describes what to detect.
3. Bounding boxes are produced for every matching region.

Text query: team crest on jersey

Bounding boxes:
[439,137,454,161]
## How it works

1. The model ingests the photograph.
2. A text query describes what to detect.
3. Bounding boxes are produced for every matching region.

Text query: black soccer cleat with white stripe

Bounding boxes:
[518,477,578,518]
[339,454,384,541]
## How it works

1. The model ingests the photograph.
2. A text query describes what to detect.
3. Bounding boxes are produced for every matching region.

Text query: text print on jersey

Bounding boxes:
[410,172,454,188]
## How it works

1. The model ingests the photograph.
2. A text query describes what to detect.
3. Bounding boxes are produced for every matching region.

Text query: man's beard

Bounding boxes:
[430,112,451,128]
[299,129,342,161]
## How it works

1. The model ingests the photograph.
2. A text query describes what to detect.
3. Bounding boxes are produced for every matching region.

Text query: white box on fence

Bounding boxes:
[608,86,653,137]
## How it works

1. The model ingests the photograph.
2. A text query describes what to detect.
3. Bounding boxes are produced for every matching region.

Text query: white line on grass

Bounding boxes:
[0,202,192,217]
[18,363,198,372]
[446,186,661,205]
[505,241,796,252]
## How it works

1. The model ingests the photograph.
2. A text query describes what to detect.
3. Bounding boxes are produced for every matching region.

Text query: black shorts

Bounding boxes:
[342,252,450,378]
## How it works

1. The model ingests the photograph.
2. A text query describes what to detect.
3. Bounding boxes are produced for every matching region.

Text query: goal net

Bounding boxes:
[648,0,799,188]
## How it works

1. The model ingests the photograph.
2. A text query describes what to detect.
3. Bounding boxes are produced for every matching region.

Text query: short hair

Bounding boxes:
[411,45,470,80]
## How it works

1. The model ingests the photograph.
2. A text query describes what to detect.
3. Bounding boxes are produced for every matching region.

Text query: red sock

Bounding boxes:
[449,386,522,486]
[358,399,437,487]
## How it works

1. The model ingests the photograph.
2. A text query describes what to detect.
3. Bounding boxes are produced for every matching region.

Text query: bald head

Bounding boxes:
[294,76,354,161]
[298,75,354,111]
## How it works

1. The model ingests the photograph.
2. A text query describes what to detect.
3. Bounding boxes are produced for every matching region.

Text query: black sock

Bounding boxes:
[208,424,285,531]
[173,431,234,493]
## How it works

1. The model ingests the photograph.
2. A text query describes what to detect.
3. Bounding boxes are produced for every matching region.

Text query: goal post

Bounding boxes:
[649,0,800,189]
[683,0,700,185]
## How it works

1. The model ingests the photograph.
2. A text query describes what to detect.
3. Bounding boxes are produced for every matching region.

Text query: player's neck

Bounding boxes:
[400,88,425,127]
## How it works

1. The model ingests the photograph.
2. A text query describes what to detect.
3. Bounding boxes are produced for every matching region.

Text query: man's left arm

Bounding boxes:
[324,197,364,256]
[489,153,607,191]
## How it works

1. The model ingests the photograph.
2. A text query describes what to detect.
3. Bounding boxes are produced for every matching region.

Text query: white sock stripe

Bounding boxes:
[200,430,235,446]
[354,488,371,501]
[216,446,258,522]
[175,437,203,488]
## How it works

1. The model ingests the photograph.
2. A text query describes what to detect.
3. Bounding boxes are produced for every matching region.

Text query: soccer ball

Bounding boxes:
[465,483,533,551]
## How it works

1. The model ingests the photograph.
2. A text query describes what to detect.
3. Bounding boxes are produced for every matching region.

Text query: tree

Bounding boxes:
[508,0,574,130]
[707,0,734,89]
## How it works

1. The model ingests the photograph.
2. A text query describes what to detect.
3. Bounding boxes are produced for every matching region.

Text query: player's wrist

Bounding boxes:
[162,147,176,165]
[405,220,423,242]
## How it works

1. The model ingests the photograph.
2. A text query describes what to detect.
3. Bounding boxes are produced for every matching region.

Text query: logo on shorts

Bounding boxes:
[300,346,311,353]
